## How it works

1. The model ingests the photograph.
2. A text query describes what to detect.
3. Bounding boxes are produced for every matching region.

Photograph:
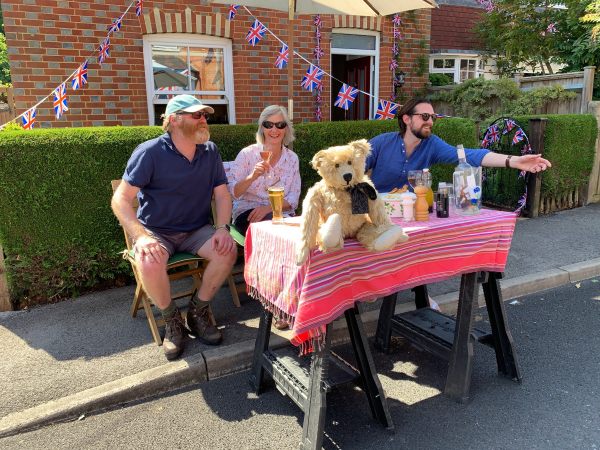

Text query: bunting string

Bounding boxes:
[5,3,438,129]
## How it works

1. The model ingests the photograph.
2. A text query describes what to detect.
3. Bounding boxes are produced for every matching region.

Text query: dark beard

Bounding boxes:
[412,125,431,140]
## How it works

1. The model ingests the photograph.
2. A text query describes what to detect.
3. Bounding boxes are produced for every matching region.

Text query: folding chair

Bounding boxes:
[111,179,241,346]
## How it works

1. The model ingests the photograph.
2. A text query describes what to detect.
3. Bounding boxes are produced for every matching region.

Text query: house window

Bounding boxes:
[429,55,483,84]
[143,35,235,125]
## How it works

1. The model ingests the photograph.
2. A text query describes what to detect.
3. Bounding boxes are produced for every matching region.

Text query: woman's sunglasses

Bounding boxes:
[177,111,210,120]
[410,113,437,122]
[262,121,288,130]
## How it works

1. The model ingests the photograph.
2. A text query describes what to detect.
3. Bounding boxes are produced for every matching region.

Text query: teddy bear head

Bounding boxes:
[310,139,371,190]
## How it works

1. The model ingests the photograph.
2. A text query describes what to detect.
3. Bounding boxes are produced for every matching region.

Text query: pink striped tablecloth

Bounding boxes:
[244,209,516,354]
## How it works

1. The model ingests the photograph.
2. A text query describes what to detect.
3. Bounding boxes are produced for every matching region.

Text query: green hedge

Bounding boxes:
[0,115,584,306]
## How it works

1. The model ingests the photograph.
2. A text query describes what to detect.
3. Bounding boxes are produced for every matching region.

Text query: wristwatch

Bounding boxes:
[214,224,230,231]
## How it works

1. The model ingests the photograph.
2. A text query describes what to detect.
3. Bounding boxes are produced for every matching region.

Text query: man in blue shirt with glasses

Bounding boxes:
[367,97,551,193]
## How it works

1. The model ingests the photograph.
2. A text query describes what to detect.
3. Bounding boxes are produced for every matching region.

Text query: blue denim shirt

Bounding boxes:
[123,133,227,233]
[366,132,490,193]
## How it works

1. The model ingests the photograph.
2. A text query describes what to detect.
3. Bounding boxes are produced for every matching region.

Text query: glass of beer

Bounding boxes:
[268,186,285,224]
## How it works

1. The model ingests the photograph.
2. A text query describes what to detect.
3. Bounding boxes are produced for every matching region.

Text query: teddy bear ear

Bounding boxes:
[311,150,326,170]
[349,139,371,159]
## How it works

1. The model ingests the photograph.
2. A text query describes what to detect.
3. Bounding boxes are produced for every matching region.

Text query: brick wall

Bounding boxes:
[2,1,431,127]
[430,5,483,51]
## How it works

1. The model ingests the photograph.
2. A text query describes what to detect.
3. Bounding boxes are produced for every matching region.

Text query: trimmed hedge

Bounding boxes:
[0,115,588,306]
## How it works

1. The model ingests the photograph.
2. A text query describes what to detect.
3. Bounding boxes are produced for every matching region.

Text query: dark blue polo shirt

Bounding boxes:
[123,133,227,233]
[366,132,490,193]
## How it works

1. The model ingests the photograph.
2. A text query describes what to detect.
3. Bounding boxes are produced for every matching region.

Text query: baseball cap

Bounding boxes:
[164,94,215,117]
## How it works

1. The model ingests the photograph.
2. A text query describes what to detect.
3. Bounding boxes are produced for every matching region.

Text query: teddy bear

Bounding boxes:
[296,139,409,265]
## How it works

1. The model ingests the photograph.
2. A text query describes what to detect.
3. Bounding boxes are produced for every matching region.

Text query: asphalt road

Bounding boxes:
[2,279,599,450]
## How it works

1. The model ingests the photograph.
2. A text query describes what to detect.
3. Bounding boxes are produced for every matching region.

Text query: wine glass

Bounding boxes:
[259,149,276,186]
[407,170,422,191]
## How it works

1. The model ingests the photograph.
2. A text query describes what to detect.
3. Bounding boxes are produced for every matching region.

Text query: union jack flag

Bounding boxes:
[53,83,68,119]
[503,118,516,134]
[300,64,324,92]
[71,61,88,90]
[374,100,399,120]
[512,128,525,144]
[313,15,322,28]
[486,124,500,143]
[98,38,110,65]
[227,5,239,20]
[334,84,359,110]
[136,0,143,17]
[274,44,289,69]
[246,19,266,46]
[389,59,399,71]
[22,107,36,130]
[107,17,122,33]
[392,14,402,26]
[481,134,490,148]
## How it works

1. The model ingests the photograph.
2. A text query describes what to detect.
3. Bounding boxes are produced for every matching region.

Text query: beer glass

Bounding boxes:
[268,186,285,224]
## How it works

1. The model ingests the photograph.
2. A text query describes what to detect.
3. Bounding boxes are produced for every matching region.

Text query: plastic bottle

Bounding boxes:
[422,168,434,213]
[452,145,481,215]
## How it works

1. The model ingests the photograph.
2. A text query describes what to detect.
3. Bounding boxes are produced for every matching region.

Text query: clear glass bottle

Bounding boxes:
[453,145,481,215]
[422,168,434,213]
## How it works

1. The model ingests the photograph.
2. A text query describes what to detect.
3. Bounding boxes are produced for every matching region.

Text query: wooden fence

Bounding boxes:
[430,66,596,116]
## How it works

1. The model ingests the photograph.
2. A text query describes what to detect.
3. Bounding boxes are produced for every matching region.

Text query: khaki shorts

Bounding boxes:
[146,224,215,256]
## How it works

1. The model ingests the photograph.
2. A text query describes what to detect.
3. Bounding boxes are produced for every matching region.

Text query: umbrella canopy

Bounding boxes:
[209,0,438,119]
[212,0,437,18]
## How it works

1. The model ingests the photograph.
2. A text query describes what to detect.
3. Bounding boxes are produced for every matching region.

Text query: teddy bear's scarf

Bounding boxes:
[346,182,377,214]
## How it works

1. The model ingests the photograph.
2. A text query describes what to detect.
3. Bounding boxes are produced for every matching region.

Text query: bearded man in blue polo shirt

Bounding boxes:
[367,97,552,193]
[112,95,237,360]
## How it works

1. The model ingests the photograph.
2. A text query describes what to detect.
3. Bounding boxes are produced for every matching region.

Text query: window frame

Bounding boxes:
[429,54,483,84]
[143,34,236,125]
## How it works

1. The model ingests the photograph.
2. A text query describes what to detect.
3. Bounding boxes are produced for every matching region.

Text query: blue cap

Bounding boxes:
[164,94,214,117]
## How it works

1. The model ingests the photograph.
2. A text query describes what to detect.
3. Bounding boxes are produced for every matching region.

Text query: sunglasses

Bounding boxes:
[410,113,437,122]
[262,120,288,130]
[177,111,210,120]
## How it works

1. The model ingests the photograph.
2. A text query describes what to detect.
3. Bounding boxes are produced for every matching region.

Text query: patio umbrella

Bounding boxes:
[209,0,437,118]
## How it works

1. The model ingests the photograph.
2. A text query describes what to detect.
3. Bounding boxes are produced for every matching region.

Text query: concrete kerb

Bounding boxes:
[2,262,599,438]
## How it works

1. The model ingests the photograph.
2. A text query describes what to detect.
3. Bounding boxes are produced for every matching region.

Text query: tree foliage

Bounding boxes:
[475,0,564,75]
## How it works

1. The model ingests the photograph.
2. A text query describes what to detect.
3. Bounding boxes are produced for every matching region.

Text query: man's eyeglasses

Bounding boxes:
[177,111,210,120]
[262,121,288,130]
[410,113,437,122]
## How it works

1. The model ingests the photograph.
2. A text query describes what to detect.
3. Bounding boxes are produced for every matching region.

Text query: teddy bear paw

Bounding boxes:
[373,226,409,251]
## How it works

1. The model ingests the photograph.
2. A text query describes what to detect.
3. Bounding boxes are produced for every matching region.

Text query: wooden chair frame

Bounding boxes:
[111,179,241,346]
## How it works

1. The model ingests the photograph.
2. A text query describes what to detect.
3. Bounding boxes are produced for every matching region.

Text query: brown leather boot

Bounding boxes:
[187,301,223,345]
[163,312,186,361]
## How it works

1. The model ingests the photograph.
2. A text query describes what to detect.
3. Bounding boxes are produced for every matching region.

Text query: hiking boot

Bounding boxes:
[163,313,186,361]
[187,301,223,345]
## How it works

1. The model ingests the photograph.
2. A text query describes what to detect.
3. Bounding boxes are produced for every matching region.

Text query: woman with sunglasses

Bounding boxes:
[366,97,551,194]
[229,105,301,236]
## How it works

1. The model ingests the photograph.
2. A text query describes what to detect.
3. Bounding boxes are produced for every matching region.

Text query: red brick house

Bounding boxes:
[429,0,490,84]
[2,1,432,127]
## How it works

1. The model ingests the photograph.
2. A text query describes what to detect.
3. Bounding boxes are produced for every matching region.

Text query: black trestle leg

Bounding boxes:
[482,271,522,382]
[445,272,478,403]
[299,325,332,450]
[412,284,430,309]
[374,293,397,353]
[345,304,394,430]
[249,308,272,395]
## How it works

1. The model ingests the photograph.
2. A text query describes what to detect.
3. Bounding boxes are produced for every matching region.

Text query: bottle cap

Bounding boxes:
[457,145,466,160]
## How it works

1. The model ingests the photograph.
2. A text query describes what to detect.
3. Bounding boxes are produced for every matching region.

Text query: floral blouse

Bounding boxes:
[230,143,301,221]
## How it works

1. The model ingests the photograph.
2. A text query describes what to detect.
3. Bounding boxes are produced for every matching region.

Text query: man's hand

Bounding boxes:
[212,227,236,256]
[514,154,552,173]
[248,205,272,223]
[133,235,168,263]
